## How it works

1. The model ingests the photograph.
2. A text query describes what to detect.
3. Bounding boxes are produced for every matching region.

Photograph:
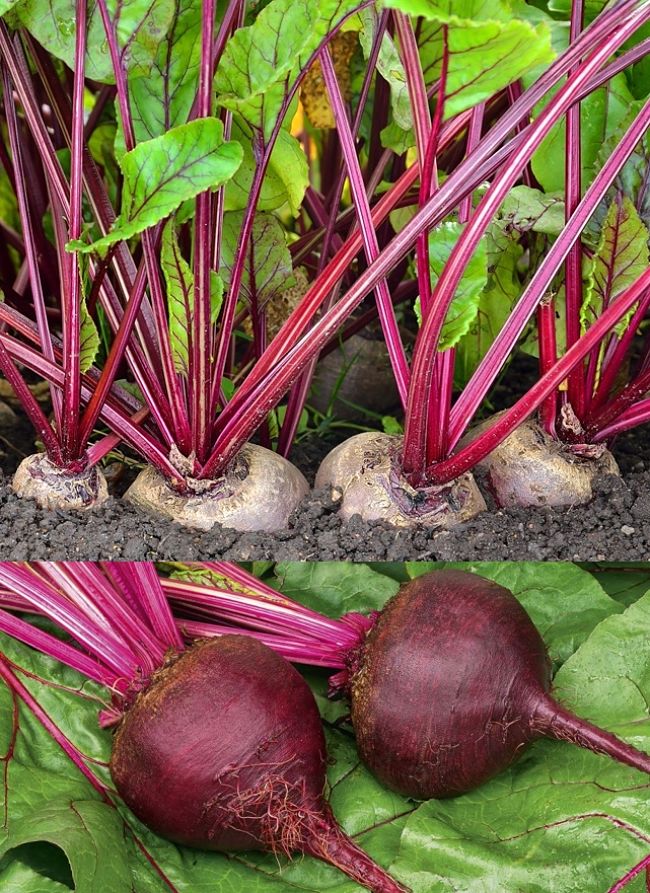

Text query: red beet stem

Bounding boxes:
[534,694,650,775]
[304,810,409,893]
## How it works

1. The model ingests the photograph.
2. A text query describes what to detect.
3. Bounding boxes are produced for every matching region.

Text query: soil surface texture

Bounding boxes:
[1,408,649,561]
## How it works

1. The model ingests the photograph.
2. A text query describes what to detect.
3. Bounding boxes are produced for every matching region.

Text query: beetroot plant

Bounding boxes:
[0,561,408,892]
[1,0,650,536]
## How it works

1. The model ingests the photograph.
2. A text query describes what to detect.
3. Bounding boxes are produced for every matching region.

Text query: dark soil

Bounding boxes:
[1,396,649,560]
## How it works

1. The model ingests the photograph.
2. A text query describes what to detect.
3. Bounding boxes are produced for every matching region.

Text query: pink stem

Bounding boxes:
[607,854,650,893]
[320,46,410,406]
[564,0,585,418]
[60,0,86,464]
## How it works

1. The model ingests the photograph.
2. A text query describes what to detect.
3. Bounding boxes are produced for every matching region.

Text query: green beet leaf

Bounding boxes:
[582,195,650,337]
[225,121,309,216]
[128,0,202,145]
[161,222,224,375]
[68,119,243,256]
[220,211,293,308]
[0,858,70,893]
[530,67,635,195]
[14,0,175,84]
[416,221,488,352]
[215,0,360,141]
[384,0,555,121]
[453,223,523,388]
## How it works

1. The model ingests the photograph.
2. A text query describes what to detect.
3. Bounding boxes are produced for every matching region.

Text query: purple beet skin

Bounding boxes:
[349,570,650,799]
[111,635,407,893]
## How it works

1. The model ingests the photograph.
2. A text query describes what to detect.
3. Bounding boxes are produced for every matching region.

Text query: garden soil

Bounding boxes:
[1,408,649,561]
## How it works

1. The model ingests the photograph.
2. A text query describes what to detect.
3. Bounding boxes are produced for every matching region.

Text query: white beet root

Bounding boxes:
[124,442,309,531]
[13,453,109,510]
[315,432,486,528]
[468,413,620,508]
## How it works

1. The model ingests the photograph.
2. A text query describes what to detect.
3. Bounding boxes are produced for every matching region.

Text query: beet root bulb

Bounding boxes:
[12,453,108,510]
[467,414,619,508]
[124,442,308,532]
[111,636,407,893]
[350,571,650,799]
[316,432,486,528]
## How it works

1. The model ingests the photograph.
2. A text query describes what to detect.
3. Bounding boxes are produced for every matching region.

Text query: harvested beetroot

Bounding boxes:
[0,564,406,893]
[165,565,650,801]
[349,571,650,798]
[111,634,407,893]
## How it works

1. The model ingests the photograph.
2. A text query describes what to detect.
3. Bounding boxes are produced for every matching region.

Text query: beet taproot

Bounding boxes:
[111,635,407,893]
[348,570,650,798]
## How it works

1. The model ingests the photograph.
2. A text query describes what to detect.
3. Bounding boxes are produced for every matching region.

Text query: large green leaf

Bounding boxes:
[15,0,175,84]
[358,8,411,131]
[273,561,400,616]
[594,100,650,233]
[585,565,650,608]
[70,119,243,255]
[582,195,650,335]
[384,0,555,120]
[215,0,360,141]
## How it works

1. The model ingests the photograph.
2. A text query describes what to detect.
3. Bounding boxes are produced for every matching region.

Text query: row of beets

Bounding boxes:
[1,1,650,533]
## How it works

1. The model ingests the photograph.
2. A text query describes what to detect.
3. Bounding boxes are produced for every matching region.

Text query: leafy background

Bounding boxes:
[0,561,649,892]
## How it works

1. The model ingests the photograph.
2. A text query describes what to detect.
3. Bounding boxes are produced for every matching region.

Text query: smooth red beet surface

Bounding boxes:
[111,635,407,893]
[349,570,650,799]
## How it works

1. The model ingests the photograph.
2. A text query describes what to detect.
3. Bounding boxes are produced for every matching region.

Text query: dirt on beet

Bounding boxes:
[1,404,649,560]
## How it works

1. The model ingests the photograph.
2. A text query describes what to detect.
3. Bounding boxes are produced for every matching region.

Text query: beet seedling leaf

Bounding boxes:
[68,119,243,256]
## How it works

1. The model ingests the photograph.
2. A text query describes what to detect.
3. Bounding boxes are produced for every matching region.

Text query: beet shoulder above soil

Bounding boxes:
[1,419,649,561]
